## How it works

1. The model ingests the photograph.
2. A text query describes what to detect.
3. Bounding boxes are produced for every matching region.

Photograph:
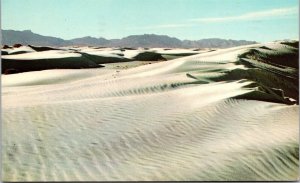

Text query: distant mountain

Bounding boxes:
[70,36,110,46]
[1,29,257,48]
[113,34,184,48]
[182,38,257,48]
[2,30,72,46]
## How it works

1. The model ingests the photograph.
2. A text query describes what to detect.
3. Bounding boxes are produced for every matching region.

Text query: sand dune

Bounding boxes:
[2,45,35,55]
[1,50,103,74]
[1,46,210,74]
[2,41,299,181]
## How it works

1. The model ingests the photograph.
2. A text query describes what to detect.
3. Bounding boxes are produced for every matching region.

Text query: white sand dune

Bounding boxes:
[1,45,36,55]
[2,41,299,181]
[2,47,210,73]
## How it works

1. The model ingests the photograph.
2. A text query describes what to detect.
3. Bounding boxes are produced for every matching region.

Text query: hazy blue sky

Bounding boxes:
[2,0,299,42]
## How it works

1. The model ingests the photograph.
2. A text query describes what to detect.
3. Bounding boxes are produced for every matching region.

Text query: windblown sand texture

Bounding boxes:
[2,41,299,181]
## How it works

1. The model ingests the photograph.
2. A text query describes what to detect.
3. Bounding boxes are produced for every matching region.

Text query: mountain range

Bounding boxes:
[2,29,257,48]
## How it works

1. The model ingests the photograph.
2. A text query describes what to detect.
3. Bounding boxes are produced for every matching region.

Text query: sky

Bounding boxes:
[1,0,299,42]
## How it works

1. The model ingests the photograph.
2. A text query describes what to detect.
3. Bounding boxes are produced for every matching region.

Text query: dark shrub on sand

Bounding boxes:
[2,45,11,49]
[13,44,23,48]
